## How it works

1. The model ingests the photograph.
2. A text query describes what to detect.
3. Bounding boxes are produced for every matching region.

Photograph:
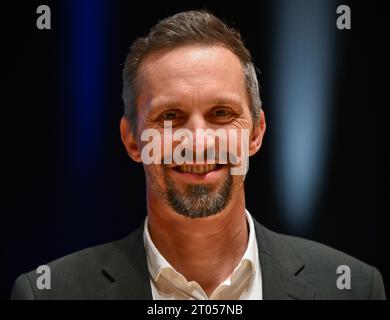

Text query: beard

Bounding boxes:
[163,170,233,219]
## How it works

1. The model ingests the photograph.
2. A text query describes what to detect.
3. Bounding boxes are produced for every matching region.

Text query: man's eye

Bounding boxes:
[162,111,178,120]
[213,108,232,117]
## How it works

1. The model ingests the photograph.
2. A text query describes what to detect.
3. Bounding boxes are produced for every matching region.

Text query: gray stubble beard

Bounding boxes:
[164,170,234,219]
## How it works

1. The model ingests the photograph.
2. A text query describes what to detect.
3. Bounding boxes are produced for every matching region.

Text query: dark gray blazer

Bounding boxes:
[11,216,386,300]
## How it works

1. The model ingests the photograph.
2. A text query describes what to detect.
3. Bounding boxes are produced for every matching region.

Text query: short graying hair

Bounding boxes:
[122,10,262,134]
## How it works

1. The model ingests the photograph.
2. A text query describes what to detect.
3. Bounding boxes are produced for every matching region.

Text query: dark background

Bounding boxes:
[3,0,388,299]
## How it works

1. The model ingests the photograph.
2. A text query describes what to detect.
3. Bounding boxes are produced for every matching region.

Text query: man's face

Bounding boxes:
[125,45,262,218]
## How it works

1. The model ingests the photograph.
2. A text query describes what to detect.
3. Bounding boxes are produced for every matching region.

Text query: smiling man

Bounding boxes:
[11,10,385,300]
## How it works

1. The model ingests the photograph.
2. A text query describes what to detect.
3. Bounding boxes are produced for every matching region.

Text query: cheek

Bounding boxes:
[230,117,252,131]
[231,174,245,191]
[144,164,165,184]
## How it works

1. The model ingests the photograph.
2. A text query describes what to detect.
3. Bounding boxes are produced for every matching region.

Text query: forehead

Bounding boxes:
[136,45,247,106]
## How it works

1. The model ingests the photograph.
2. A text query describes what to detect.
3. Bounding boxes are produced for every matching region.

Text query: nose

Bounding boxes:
[185,112,208,132]
[173,113,205,154]
[179,113,217,163]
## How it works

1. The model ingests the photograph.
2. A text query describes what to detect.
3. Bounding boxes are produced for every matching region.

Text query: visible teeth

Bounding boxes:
[177,164,217,174]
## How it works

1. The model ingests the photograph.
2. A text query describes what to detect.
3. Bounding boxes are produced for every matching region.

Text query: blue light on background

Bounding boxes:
[67,0,108,178]
[271,0,335,231]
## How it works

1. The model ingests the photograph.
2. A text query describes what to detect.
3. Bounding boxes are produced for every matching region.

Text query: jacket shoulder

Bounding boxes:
[265,228,386,299]
[11,236,127,299]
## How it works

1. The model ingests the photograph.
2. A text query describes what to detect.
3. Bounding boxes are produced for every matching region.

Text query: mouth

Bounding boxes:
[169,164,227,183]
[174,164,221,174]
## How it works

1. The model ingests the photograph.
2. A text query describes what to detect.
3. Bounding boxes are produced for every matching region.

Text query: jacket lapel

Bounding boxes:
[97,225,153,299]
[252,217,316,300]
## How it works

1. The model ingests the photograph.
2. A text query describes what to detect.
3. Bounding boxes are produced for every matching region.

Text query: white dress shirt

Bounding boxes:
[143,209,263,300]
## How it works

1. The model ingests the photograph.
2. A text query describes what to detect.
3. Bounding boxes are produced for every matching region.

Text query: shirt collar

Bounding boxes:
[143,216,175,281]
[241,209,259,276]
[143,209,259,282]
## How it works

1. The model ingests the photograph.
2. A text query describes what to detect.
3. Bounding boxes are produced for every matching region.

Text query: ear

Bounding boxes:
[249,110,266,157]
[120,116,142,162]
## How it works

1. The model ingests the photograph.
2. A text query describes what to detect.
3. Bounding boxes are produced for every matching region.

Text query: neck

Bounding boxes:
[146,187,248,297]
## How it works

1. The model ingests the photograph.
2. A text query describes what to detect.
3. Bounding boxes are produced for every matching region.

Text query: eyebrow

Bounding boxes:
[208,96,242,108]
[148,95,244,114]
